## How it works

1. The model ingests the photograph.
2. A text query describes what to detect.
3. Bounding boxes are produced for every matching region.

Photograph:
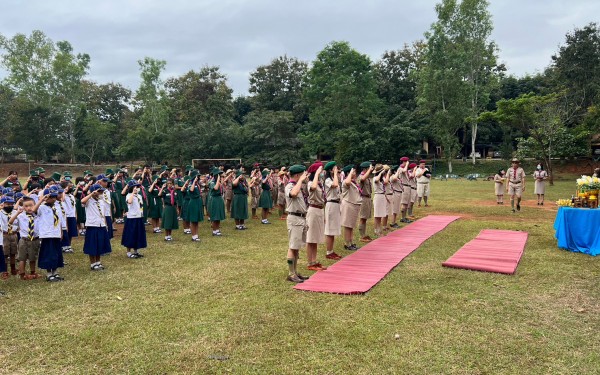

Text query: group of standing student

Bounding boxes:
[493,158,548,209]
[284,158,431,283]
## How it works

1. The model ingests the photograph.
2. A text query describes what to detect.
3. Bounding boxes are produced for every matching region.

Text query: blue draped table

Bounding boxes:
[554,206,600,256]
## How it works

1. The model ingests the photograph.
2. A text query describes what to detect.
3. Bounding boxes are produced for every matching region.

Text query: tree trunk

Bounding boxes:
[448,159,453,174]
[471,120,477,165]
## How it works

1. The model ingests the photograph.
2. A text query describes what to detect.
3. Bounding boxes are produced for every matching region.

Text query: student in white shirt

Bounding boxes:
[121,180,147,259]
[81,184,112,271]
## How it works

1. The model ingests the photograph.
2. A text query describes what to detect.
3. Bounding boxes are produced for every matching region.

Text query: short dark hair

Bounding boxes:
[21,196,35,204]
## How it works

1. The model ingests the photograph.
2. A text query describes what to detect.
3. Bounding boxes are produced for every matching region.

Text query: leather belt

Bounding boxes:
[309,204,324,209]
[411,187,417,190]
[417,182,429,184]
[327,200,340,204]
[510,181,522,184]
[393,189,403,193]
[288,212,306,218]
[361,194,371,198]
[402,183,410,187]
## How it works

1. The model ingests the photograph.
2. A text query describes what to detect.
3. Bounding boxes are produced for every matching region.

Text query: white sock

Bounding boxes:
[327,250,334,255]
[127,252,132,257]
[192,235,198,240]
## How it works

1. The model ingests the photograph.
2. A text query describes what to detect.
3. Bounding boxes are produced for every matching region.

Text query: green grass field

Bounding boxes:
[0,178,598,374]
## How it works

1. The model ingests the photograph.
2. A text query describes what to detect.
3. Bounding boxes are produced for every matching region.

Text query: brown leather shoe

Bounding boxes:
[326,252,342,260]
[307,263,327,271]
[360,237,372,243]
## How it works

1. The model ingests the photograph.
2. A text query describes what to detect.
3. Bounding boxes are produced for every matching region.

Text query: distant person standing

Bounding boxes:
[415,160,431,207]
[506,158,526,213]
[533,163,548,205]
[494,169,506,204]
[357,162,374,242]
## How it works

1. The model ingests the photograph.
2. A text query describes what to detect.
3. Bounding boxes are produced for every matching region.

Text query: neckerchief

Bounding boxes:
[50,205,59,227]
[2,210,13,234]
[27,213,35,240]
[168,187,175,205]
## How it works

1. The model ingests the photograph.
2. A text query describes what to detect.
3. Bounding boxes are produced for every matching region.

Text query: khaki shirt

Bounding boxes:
[373,178,386,194]
[341,180,362,205]
[390,176,403,193]
[308,182,325,206]
[358,174,373,197]
[416,167,430,184]
[324,178,340,201]
[399,170,409,186]
[507,167,525,184]
[285,182,307,214]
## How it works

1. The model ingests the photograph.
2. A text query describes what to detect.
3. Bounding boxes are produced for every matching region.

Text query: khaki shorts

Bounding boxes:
[411,188,418,203]
[18,238,40,262]
[417,183,430,198]
[401,188,411,205]
[287,214,307,250]
[251,196,259,209]
[392,192,402,214]
[359,197,373,219]
[3,233,18,256]
[509,183,523,197]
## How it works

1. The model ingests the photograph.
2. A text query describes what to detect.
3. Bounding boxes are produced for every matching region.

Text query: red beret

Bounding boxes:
[400,157,409,162]
[409,163,417,169]
[419,160,427,164]
[307,162,323,174]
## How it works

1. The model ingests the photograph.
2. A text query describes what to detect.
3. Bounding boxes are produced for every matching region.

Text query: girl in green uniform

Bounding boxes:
[113,169,127,224]
[181,176,192,234]
[186,170,204,242]
[258,169,273,224]
[208,168,226,236]
[148,175,164,233]
[231,169,249,230]
[159,178,179,241]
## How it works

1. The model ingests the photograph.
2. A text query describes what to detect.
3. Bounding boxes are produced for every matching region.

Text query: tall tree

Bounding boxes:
[135,57,168,134]
[303,41,382,162]
[417,0,499,169]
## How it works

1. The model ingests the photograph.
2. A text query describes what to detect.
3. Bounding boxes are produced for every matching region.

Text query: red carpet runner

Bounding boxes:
[294,215,460,294]
[442,229,528,274]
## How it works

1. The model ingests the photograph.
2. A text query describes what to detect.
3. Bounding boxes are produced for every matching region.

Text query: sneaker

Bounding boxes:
[183,229,191,234]
[91,264,102,271]
[235,226,243,230]
[296,274,309,281]
[241,225,248,230]
[127,253,139,259]
[46,275,58,282]
[326,252,342,260]
[307,263,327,271]
[153,229,162,233]
[191,237,201,242]
[212,231,222,236]
[261,219,271,225]
[286,274,304,283]
[98,264,105,270]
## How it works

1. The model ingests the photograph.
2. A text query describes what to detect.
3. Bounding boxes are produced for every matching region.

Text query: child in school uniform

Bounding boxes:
[181,176,191,234]
[60,181,77,253]
[122,180,147,258]
[186,170,204,242]
[208,168,227,236]
[231,169,249,230]
[55,187,69,254]
[96,174,114,239]
[159,178,179,241]
[36,188,65,282]
[9,197,43,280]
[81,184,112,270]
[148,175,164,233]
[1,195,19,276]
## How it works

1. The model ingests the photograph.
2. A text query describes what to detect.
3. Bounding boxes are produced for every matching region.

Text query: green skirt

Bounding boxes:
[259,190,273,209]
[231,194,248,220]
[209,195,226,221]
[111,192,123,217]
[182,198,190,222]
[148,196,163,219]
[187,198,204,223]
[161,205,179,230]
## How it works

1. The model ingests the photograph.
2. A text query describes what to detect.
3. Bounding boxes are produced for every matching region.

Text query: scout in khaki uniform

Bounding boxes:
[382,165,393,231]
[372,164,391,238]
[494,169,506,204]
[277,168,288,220]
[323,161,342,260]
[506,158,526,213]
[358,161,374,242]
[250,168,262,219]
[415,160,431,207]
[340,165,361,251]
[285,165,310,283]
[407,163,418,220]
[533,163,548,205]
[224,170,234,214]
[389,165,402,228]
[398,157,412,223]
[306,162,327,271]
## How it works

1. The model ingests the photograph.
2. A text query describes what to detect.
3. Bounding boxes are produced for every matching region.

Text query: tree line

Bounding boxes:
[0,0,598,178]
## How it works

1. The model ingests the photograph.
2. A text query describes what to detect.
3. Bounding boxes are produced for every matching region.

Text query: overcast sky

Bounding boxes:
[1,0,598,95]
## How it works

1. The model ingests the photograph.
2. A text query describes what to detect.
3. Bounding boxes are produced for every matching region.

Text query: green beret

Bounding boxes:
[36,167,45,173]
[236,170,244,177]
[51,172,61,181]
[189,170,199,179]
[83,170,93,176]
[105,168,114,175]
[185,165,193,172]
[289,165,306,175]
[212,168,223,176]
[63,171,73,177]
[29,170,39,177]
[324,161,337,171]
[183,176,190,182]
[160,165,168,171]
[152,175,159,181]
[359,161,372,169]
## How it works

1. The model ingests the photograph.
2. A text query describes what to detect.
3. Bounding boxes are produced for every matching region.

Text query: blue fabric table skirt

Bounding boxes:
[554,206,600,256]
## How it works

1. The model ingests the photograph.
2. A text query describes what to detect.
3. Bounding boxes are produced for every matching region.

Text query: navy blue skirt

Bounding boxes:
[38,238,64,270]
[83,226,112,256]
[66,217,78,238]
[106,216,114,239]
[121,217,147,250]
[60,229,70,247]
[0,246,6,272]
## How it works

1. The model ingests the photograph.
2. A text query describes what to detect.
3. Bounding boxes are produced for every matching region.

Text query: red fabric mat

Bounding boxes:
[294,215,460,294]
[442,229,528,274]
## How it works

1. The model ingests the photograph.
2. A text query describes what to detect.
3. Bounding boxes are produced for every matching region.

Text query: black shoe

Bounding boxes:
[296,274,309,281]
[516,203,521,211]
[512,209,516,213]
